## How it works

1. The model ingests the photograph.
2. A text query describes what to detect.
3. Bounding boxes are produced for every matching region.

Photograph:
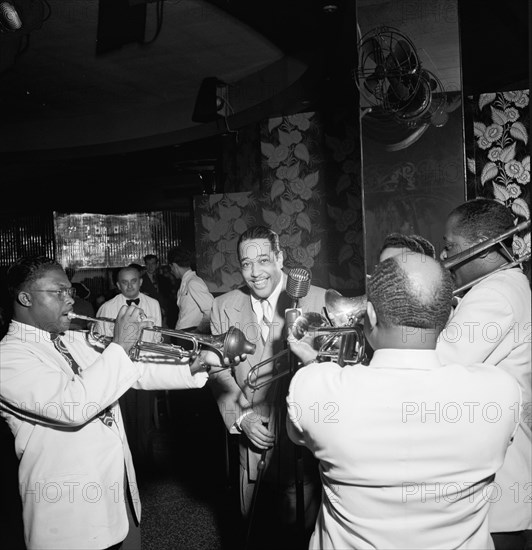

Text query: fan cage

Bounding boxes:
[356,26,422,113]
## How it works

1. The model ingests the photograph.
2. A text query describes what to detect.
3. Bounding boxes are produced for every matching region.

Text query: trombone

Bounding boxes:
[67,312,256,363]
[246,290,368,391]
[443,218,531,295]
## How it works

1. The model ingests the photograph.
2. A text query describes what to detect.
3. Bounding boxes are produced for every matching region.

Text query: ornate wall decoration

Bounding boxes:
[193,191,257,293]
[259,113,328,284]
[194,111,365,295]
[466,89,530,260]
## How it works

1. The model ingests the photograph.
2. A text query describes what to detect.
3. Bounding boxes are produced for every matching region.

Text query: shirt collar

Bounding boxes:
[250,276,283,321]
[370,348,443,370]
[181,269,195,283]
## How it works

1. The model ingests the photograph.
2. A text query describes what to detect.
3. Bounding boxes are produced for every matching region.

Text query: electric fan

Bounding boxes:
[356,26,422,114]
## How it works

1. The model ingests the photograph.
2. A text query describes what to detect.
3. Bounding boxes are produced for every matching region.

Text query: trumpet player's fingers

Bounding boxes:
[241,415,275,449]
[223,353,248,367]
[113,305,143,353]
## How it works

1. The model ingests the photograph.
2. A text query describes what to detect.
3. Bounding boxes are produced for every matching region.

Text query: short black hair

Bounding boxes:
[368,255,453,333]
[449,198,514,242]
[379,233,436,259]
[167,246,195,267]
[7,256,62,300]
[143,254,158,263]
[237,225,280,261]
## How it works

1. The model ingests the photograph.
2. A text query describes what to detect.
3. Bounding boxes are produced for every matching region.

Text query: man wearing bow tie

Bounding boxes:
[95,264,162,343]
[95,264,163,470]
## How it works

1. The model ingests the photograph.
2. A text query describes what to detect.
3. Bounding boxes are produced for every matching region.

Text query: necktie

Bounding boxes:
[51,334,115,427]
[126,298,140,306]
[260,299,272,343]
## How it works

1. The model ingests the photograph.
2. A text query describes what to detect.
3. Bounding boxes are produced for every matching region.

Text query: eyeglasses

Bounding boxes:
[31,288,76,300]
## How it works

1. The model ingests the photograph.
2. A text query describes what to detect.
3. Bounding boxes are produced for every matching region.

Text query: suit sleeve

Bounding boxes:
[0,341,141,427]
[209,296,254,432]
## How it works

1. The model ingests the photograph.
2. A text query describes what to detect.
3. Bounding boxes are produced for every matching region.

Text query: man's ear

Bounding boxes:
[18,291,32,307]
[366,301,377,330]
[277,250,284,268]
[473,235,492,259]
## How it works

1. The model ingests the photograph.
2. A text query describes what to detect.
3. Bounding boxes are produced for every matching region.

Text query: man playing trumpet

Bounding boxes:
[0,256,220,550]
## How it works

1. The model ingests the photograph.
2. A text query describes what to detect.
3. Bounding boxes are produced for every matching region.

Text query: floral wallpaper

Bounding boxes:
[466,89,530,261]
[194,111,365,295]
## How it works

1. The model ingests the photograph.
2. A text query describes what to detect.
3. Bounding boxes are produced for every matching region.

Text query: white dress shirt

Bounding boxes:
[96,292,162,343]
[287,348,521,550]
[175,269,214,330]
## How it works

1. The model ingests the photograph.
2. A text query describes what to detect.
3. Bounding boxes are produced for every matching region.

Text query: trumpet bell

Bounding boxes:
[218,326,257,361]
[325,289,367,327]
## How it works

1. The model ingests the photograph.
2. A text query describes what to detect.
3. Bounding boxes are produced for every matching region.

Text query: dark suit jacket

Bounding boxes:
[141,273,178,327]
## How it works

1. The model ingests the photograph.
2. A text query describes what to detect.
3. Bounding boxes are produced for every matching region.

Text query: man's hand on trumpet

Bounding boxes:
[189,351,249,376]
[287,331,318,367]
[113,304,154,355]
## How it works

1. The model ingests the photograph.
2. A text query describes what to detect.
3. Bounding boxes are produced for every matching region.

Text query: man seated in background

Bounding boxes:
[95,263,163,470]
[287,252,521,550]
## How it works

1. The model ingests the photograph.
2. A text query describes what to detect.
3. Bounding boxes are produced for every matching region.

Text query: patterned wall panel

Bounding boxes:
[465,89,530,260]
[194,111,365,296]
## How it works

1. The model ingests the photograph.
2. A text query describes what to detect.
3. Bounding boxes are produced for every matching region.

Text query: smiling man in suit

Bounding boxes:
[208,225,326,548]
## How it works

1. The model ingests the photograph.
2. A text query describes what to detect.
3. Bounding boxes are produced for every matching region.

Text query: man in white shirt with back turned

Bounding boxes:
[287,252,522,550]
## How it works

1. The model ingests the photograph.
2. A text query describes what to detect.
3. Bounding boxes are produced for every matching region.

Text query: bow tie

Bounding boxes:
[126,298,140,306]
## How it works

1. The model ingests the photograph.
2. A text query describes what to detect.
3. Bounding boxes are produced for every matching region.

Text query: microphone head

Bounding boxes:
[286,267,311,300]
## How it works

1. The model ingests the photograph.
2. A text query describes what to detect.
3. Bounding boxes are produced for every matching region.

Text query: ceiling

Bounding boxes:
[0,0,529,213]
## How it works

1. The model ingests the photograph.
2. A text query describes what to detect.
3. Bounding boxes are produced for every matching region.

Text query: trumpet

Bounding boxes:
[246,290,368,391]
[67,312,256,363]
[443,218,531,295]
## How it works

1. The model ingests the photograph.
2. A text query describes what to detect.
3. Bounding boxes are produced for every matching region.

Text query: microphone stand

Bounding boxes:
[285,305,306,544]
[245,425,269,550]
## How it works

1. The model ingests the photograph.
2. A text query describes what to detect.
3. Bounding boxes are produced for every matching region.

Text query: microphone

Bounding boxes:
[285,268,311,362]
[0,2,22,31]
[286,267,311,309]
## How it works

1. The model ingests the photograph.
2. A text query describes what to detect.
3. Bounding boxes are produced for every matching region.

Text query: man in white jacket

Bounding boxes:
[437,198,531,550]
[0,256,216,550]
